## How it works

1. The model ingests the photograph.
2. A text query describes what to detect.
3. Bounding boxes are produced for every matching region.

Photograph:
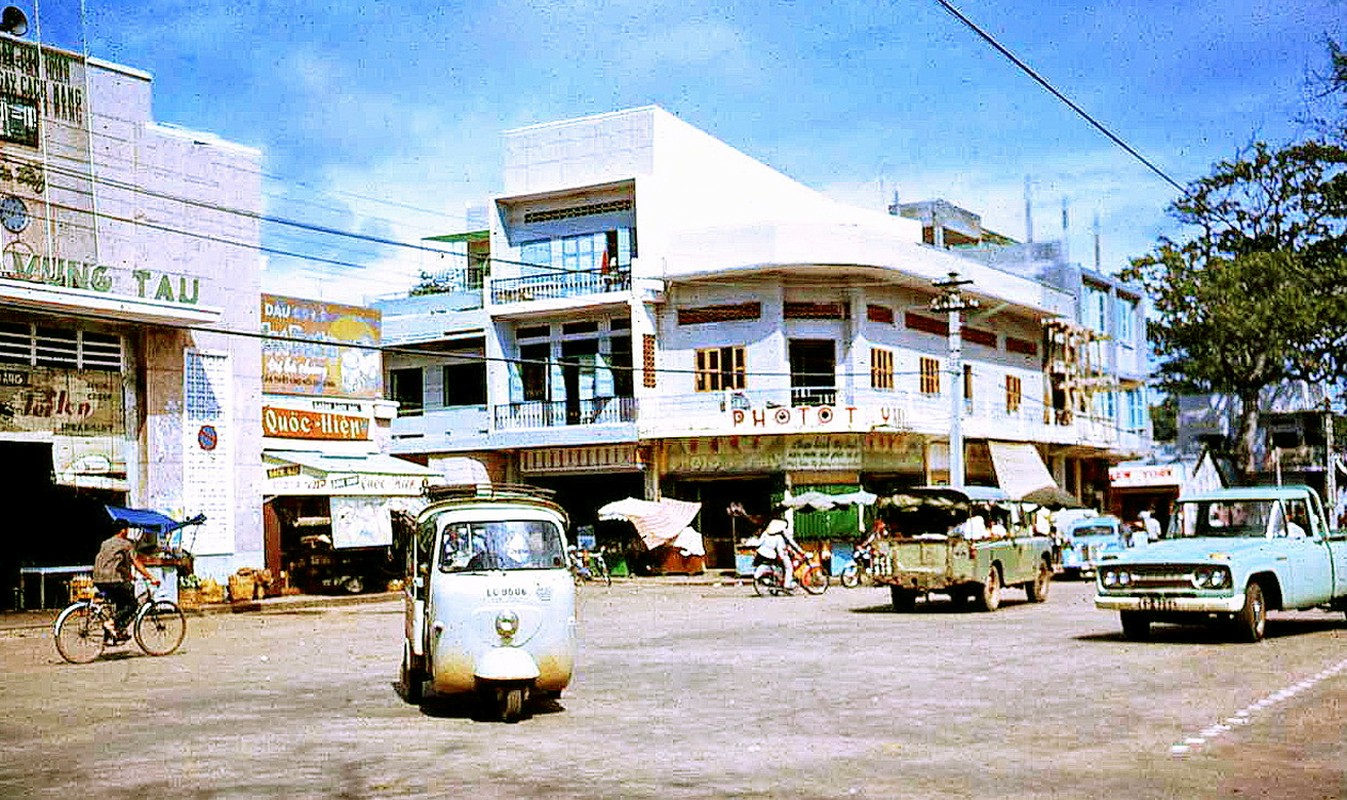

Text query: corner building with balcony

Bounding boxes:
[377,106,1150,570]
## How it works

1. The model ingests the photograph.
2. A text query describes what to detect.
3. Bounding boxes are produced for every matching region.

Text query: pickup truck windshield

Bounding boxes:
[1171,499,1309,539]
[436,518,568,572]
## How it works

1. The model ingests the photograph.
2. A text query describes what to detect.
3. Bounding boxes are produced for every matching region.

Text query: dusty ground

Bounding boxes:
[1,580,1346,799]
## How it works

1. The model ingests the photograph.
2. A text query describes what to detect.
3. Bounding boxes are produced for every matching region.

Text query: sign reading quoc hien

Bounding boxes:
[262,406,369,441]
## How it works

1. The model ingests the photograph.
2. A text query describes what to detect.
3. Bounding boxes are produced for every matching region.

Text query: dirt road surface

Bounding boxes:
[2,580,1346,799]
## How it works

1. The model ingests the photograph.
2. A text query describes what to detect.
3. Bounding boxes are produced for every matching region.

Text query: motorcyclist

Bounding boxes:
[854,518,886,572]
[754,518,804,590]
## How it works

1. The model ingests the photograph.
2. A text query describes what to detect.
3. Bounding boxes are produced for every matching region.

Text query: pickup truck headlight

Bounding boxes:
[1191,565,1231,590]
[1100,568,1132,588]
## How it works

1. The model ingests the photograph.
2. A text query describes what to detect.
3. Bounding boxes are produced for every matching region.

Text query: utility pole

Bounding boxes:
[1326,398,1337,526]
[931,272,978,488]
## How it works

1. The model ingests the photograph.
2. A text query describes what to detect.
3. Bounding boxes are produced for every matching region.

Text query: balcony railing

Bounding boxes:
[791,387,837,407]
[494,396,637,430]
[490,269,631,304]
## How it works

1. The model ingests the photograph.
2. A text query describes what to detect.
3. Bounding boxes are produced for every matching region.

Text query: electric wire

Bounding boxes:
[1,302,1146,439]
[933,0,1188,196]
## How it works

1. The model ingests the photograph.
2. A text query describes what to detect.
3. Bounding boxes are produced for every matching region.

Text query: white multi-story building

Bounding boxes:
[0,29,264,603]
[376,106,1150,569]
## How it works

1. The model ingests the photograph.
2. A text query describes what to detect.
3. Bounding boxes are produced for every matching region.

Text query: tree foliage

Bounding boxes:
[1122,131,1347,476]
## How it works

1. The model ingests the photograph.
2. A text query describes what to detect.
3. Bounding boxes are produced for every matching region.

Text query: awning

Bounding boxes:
[598,497,702,549]
[264,449,441,497]
[987,441,1081,508]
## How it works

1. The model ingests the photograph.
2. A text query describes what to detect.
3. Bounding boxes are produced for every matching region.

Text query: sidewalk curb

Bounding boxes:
[1,575,760,635]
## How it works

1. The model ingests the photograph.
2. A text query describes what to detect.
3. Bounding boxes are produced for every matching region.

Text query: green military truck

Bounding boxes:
[870,486,1055,612]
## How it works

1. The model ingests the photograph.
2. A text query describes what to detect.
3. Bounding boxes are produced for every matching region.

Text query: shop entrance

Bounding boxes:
[670,477,777,570]
[0,441,121,609]
[267,495,404,595]
[527,472,644,539]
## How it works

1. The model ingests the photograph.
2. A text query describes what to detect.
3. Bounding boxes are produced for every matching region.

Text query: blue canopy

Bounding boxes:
[105,506,206,534]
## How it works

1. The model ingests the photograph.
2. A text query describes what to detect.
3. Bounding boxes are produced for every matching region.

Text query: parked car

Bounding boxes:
[1095,485,1347,642]
[1059,515,1135,578]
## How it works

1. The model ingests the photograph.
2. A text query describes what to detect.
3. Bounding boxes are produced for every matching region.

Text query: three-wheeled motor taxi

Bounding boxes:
[400,485,575,722]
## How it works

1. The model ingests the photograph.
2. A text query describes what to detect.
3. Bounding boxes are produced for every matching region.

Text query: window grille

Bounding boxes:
[0,321,124,371]
[523,199,633,224]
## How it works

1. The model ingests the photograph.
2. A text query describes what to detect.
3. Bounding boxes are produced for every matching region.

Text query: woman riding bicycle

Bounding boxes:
[93,522,159,642]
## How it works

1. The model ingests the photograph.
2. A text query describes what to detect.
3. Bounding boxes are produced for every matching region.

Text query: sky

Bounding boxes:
[29,0,1347,305]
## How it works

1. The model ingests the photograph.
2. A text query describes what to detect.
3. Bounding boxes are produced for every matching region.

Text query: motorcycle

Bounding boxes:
[753,550,829,596]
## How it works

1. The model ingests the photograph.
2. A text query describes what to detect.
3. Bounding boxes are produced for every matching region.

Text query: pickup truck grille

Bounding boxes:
[1116,564,1197,590]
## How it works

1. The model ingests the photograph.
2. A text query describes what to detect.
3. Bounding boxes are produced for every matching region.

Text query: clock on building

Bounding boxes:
[0,195,29,233]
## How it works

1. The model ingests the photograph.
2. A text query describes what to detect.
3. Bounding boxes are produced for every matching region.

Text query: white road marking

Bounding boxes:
[1170,655,1347,757]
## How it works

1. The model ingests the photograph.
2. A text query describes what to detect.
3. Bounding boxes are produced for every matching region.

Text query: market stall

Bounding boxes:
[598,497,705,575]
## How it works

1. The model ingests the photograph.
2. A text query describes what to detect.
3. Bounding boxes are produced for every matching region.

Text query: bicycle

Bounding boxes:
[568,547,612,587]
[53,583,187,664]
[753,551,828,596]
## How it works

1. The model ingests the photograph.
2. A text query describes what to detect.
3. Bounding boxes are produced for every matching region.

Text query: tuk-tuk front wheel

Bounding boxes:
[483,682,529,723]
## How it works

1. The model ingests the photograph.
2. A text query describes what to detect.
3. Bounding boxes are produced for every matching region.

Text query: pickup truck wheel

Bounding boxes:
[1234,582,1267,643]
[1120,611,1150,640]
[890,587,917,612]
[974,567,1001,612]
[1025,561,1052,603]
[398,641,424,704]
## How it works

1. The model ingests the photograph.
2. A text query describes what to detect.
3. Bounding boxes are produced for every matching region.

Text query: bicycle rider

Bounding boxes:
[754,517,804,591]
[93,522,160,642]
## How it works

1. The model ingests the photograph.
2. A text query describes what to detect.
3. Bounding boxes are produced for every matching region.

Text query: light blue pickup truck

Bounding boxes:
[1094,485,1347,642]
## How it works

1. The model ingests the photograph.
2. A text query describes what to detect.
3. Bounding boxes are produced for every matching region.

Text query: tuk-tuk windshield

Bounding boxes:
[437,518,568,572]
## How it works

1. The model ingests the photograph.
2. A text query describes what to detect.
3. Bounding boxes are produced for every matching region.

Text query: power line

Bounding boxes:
[933,0,1188,196]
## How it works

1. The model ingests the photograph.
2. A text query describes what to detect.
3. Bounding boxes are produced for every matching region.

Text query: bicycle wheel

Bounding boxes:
[134,600,186,656]
[799,565,829,595]
[54,601,105,664]
[839,564,860,589]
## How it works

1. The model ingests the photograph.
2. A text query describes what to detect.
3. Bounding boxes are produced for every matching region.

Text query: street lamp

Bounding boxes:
[931,272,978,488]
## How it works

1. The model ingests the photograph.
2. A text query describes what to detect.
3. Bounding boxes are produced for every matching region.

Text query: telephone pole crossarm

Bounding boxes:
[930,272,979,489]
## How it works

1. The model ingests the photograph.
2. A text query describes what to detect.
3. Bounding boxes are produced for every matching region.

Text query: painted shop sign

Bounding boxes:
[0,366,121,436]
[262,406,370,441]
[0,250,203,304]
[519,444,640,474]
[1,40,207,310]
[264,471,427,497]
[1109,464,1182,488]
[261,294,382,399]
[668,433,928,475]
[729,404,910,433]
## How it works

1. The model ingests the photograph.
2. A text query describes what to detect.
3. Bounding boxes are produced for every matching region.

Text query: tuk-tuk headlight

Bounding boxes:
[495,610,520,639]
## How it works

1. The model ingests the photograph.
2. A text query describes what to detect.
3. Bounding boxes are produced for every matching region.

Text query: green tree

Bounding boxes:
[1122,138,1347,478]
[1149,395,1177,443]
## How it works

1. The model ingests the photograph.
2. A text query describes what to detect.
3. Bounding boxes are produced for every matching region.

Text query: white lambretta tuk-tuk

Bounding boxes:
[399,485,575,722]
